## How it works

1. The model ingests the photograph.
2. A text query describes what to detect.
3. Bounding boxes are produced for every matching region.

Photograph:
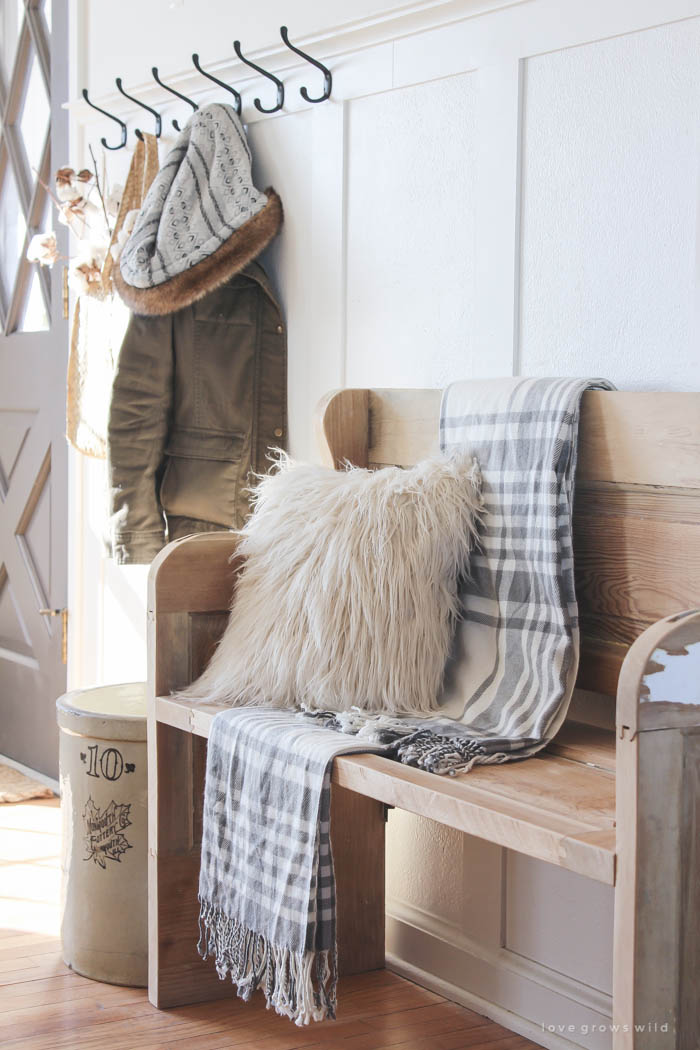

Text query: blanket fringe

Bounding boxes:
[198,899,337,1025]
[300,708,490,775]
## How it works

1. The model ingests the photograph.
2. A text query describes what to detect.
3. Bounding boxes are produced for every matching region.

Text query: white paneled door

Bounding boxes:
[0,0,68,777]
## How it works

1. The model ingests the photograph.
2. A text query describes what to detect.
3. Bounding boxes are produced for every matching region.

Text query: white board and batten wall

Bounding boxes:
[68,2,700,1047]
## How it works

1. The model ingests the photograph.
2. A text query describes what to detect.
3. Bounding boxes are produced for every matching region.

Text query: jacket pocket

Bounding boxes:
[159,427,246,528]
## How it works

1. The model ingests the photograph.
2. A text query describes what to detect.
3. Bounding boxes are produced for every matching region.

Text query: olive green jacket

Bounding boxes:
[107,262,286,564]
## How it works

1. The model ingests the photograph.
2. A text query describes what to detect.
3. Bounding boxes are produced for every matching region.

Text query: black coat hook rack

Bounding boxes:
[83,31,334,150]
[81,88,127,150]
[192,54,242,116]
[152,67,198,131]
[279,27,332,103]
[115,78,162,141]
[233,40,284,114]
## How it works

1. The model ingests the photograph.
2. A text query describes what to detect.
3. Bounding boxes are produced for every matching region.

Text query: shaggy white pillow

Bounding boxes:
[184,454,482,716]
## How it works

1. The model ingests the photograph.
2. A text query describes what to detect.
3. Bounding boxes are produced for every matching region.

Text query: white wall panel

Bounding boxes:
[506,853,614,994]
[519,19,700,389]
[345,75,477,388]
[247,111,315,457]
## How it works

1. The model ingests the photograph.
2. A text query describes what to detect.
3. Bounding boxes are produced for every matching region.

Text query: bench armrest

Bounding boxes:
[148,532,243,697]
[616,608,700,738]
[148,531,244,615]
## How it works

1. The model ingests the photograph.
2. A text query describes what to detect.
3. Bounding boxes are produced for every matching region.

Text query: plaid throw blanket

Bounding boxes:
[198,376,613,1026]
[198,708,383,1024]
[310,376,614,774]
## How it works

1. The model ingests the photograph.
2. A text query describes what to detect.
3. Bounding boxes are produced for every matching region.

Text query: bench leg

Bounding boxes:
[331,783,386,975]
[148,720,235,1008]
[613,726,700,1049]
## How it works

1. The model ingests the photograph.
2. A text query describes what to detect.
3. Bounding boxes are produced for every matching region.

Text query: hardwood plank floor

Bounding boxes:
[0,798,543,1050]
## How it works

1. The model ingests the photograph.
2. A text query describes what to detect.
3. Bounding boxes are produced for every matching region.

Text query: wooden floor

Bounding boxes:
[0,798,542,1050]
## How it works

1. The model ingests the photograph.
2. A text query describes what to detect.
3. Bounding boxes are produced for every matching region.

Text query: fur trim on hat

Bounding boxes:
[113,189,282,316]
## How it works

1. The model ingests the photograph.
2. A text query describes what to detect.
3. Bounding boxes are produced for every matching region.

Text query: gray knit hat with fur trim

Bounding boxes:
[115,103,282,316]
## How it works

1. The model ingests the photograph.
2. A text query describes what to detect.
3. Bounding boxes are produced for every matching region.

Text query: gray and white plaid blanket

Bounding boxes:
[310,376,614,774]
[198,708,384,1024]
[199,376,614,1028]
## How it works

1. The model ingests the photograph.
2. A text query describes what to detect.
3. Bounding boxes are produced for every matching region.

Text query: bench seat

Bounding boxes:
[156,693,616,884]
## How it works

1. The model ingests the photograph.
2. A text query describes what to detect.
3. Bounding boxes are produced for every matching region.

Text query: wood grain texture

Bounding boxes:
[331,784,386,975]
[146,557,231,1008]
[322,388,700,486]
[576,483,700,524]
[148,532,243,615]
[331,753,616,885]
[577,391,700,488]
[573,513,700,624]
[578,612,651,650]
[545,721,616,771]
[576,637,628,698]
[151,854,233,1009]
[612,717,638,1050]
[189,611,229,681]
[368,388,442,467]
[315,387,369,469]
[147,720,228,1009]
[629,730,683,1047]
[680,731,700,1048]
[572,485,700,695]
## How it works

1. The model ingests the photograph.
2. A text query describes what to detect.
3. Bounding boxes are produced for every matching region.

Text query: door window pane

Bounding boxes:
[19,49,49,175]
[0,161,26,302]
[20,188,51,331]
[0,1,23,87]
[0,0,53,332]
[19,267,49,331]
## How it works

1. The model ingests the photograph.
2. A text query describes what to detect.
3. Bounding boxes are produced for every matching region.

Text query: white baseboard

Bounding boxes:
[0,753,59,795]
[386,951,581,1050]
[385,899,613,1050]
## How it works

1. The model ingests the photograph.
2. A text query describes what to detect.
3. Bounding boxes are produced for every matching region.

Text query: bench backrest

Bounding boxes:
[315,388,700,699]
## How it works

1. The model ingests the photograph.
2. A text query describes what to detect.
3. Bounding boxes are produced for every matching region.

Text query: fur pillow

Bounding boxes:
[184,454,482,716]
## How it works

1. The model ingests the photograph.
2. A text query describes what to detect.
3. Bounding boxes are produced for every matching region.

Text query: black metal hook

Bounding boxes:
[279,27,331,104]
[152,66,198,131]
[115,78,162,141]
[233,40,284,114]
[192,53,242,116]
[81,88,127,150]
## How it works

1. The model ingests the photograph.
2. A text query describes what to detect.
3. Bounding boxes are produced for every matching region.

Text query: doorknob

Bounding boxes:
[39,608,68,665]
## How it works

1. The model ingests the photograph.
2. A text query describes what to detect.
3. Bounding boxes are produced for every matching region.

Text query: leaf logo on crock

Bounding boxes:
[83,797,133,868]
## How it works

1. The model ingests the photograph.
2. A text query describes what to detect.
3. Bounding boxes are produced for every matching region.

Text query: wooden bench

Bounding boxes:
[147,388,700,1049]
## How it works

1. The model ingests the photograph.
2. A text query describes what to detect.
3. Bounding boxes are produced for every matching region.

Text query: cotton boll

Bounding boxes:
[55,167,77,201]
[58,200,89,240]
[72,169,95,204]
[55,166,95,206]
[27,231,58,266]
[59,197,110,250]
[68,250,104,296]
